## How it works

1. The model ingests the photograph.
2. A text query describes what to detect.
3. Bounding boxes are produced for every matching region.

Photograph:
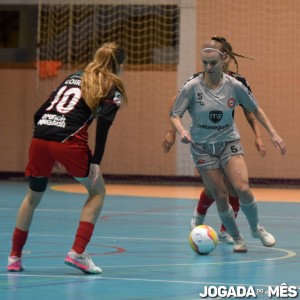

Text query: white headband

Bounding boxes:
[201,48,224,56]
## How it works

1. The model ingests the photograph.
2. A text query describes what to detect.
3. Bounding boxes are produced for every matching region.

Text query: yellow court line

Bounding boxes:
[51,184,300,203]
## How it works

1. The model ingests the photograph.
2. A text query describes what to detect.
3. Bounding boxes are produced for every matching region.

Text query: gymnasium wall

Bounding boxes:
[0,69,178,177]
[195,0,300,179]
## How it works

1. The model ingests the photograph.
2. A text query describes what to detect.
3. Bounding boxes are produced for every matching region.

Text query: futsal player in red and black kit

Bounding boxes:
[7,42,128,274]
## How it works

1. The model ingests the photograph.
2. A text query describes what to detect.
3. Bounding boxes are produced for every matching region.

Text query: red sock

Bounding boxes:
[229,195,240,218]
[220,195,239,231]
[196,190,214,215]
[10,227,29,257]
[72,221,95,254]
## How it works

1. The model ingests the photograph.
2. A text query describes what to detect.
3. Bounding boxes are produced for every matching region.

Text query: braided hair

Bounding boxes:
[211,35,254,75]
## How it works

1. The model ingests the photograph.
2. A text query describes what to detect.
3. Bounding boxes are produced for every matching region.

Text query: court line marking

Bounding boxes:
[50,184,300,203]
[1,231,297,262]
[1,208,300,221]
[0,273,299,291]
[0,246,297,293]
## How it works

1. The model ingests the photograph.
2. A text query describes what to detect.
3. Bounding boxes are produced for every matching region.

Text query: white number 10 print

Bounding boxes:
[46,86,81,114]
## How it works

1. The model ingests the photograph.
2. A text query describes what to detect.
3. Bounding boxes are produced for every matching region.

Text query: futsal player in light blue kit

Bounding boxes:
[171,39,286,252]
[163,36,267,244]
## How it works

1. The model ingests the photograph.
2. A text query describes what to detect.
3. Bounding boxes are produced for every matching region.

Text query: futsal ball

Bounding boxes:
[189,225,218,255]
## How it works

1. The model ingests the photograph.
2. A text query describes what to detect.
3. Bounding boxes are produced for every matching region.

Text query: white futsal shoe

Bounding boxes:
[218,230,234,244]
[190,208,205,230]
[233,236,247,252]
[251,226,275,247]
[65,250,102,274]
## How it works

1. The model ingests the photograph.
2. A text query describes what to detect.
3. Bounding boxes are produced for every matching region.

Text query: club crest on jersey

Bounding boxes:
[209,110,223,123]
[113,91,122,106]
[228,98,235,108]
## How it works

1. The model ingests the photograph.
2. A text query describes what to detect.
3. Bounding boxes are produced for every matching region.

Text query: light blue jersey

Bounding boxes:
[172,73,258,144]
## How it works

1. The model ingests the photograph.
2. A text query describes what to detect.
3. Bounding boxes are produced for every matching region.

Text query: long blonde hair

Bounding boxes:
[81,42,128,113]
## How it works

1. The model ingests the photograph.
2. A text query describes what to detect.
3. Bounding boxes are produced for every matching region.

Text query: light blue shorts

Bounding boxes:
[191,140,244,170]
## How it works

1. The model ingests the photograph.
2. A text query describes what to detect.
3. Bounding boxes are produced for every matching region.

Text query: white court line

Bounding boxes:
[1,207,300,221]
[0,272,299,291]
[0,243,296,267]
[2,232,299,249]
[0,245,298,298]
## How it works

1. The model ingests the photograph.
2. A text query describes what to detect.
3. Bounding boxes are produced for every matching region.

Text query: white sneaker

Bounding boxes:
[64,250,102,274]
[233,236,247,253]
[190,208,205,230]
[218,230,234,244]
[251,226,275,247]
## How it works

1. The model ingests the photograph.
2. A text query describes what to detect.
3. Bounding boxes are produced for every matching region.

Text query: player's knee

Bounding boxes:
[29,176,48,192]
[91,184,106,198]
[234,181,250,195]
[236,186,253,205]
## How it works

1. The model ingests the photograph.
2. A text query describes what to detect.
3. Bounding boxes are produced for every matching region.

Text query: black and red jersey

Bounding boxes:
[33,71,123,164]
[227,70,252,92]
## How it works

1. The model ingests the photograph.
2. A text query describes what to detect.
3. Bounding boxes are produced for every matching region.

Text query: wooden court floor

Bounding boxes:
[1,180,300,300]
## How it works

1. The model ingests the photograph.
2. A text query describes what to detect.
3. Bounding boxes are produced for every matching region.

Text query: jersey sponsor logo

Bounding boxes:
[228,98,235,108]
[113,91,122,106]
[37,113,66,128]
[197,123,230,131]
[209,110,223,123]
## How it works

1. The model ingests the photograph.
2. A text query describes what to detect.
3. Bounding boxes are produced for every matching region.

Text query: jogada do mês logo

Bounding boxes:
[199,283,298,298]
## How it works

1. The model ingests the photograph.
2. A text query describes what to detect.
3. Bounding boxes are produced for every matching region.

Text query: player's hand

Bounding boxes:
[180,130,193,144]
[162,130,176,153]
[271,133,286,155]
[255,137,266,157]
[89,163,100,185]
